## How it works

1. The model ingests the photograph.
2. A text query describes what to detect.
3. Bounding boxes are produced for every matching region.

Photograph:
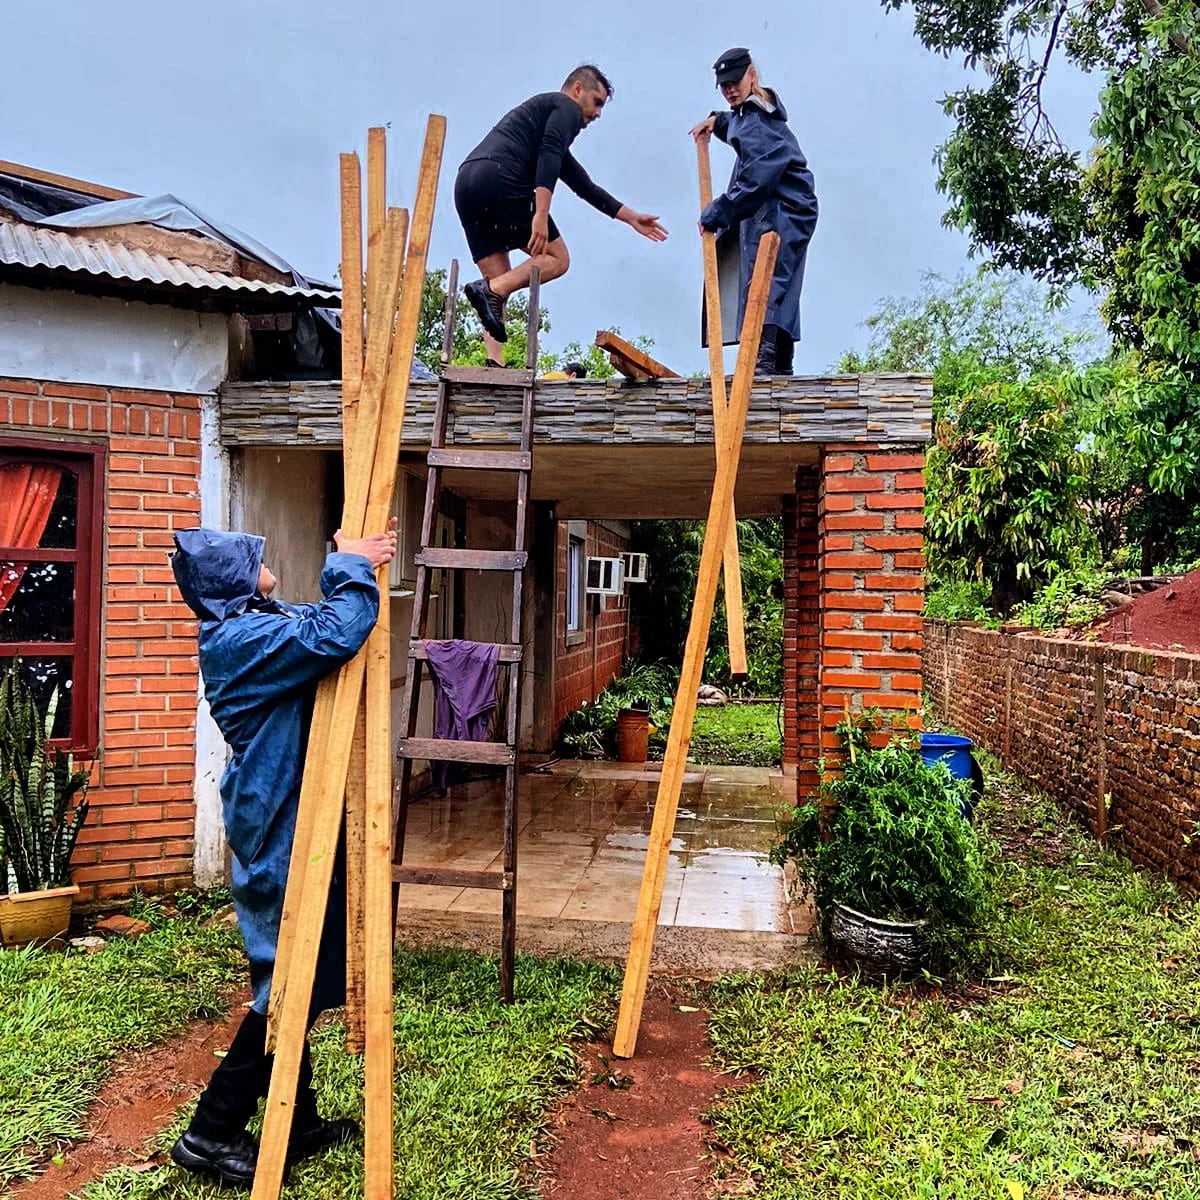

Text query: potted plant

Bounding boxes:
[0,667,92,947]
[771,712,992,970]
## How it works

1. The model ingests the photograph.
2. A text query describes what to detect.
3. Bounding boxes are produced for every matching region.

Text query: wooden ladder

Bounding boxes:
[391,261,540,1003]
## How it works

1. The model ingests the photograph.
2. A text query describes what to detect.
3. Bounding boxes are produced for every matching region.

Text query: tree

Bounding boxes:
[416,268,554,372]
[843,272,1097,614]
[927,369,1092,614]
[882,1,1199,371]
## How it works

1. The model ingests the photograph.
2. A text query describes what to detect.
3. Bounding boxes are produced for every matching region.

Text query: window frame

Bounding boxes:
[0,437,105,753]
[565,522,587,646]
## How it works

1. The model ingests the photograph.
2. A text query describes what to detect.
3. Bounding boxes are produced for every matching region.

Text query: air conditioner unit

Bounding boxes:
[586,556,624,595]
[622,552,649,585]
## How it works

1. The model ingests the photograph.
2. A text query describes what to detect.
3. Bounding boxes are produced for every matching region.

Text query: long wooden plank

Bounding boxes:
[364,126,387,348]
[252,115,445,1200]
[362,563,394,1197]
[340,149,368,1056]
[339,153,364,457]
[697,138,748,680]
[343,711,368,1053]
[265,207,407,1050]
[612,232,780,1059]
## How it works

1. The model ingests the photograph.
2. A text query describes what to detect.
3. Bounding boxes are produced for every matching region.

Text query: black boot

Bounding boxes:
[171,1009,271,1189]
[775,329,795,376]
[755,324,781,377]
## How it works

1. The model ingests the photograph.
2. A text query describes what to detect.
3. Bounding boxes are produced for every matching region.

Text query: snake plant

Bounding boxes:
[0,667,91,892]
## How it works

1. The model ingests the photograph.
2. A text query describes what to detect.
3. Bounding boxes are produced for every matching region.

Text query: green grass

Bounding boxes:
[78,948,618,1200]
[705,777,1200,1199]
[0,903,244,1189]
[685,702,782,767]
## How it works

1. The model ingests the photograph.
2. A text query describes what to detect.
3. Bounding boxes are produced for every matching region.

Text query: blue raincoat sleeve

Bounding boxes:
[699,116,791,232]
[196,551,380,1013]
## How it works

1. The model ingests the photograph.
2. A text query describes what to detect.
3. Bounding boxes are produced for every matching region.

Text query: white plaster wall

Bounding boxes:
[193,393,230,887]
[0,284,228,393]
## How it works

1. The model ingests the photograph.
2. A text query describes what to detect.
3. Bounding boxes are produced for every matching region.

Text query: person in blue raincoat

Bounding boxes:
[167,521,395,1190]
[692,48,819,376]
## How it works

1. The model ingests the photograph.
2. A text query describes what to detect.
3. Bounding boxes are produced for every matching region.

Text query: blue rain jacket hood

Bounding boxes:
[172,530,380,1013]
[171,528,265,621]
[700,90,819,344]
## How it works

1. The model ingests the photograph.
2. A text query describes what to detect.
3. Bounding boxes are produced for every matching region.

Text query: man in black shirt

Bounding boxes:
[454,64,667,365]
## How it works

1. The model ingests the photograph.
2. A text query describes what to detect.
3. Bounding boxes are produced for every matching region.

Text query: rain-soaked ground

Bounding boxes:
[395,759,814,936]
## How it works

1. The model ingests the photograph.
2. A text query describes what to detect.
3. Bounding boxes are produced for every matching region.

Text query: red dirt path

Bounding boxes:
[1089,569,1200,654]
[541,992,746,1200]
[9,1000,248,1200]
[11,988,740,1200]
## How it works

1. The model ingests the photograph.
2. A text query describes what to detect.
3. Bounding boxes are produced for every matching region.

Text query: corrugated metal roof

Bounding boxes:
[0,219,340,304]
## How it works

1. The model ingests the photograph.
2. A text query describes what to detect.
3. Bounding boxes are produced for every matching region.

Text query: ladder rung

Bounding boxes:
[397,736,515,765]
[416,548,526,571]
[442,365,535,387]
[427,448,532,472]
[410,640,522,663]
[393,866,510,891]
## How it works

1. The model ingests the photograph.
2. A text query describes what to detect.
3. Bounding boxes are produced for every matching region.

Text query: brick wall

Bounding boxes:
[553,521,634,728]
[925,621,1200,893]
[2,378,202,901]
[782,445,926,785]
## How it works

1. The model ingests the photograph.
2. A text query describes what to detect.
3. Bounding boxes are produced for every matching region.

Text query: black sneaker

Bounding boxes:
[288,1117,360,1164]
[465,278,507,342]
[171,1129,258,1190]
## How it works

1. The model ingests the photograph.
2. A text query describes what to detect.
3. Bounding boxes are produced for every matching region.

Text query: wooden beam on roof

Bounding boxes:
[0,159,136,202]
[595,329,681,380]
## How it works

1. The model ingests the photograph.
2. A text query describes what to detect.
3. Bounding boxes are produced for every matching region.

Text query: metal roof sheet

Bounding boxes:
[0,219,339,305]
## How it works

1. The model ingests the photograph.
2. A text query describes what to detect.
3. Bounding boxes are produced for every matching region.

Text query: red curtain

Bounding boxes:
[0,463,62,613]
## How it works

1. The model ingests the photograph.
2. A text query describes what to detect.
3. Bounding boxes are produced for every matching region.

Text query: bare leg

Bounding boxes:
[488,238,570,300]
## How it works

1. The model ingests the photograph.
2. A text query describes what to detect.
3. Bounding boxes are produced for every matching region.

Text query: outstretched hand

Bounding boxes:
[624,211,669,242]
[334,516,398,569]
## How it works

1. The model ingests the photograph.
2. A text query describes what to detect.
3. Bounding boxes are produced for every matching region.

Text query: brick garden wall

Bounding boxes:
[2,378,203,902]
[783,445,926,791]
[925,621,1200,893]
[553,521,635,729]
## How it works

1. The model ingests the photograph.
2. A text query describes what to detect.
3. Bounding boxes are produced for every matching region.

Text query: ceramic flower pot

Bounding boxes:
[828,902,928,971]
[0,884,79,948]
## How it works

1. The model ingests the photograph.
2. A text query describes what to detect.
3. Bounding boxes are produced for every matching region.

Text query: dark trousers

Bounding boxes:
[189,1009,321,1140]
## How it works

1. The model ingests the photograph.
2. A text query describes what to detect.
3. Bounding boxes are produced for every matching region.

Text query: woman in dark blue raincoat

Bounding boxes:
[693,48,818,375]
[167,523,395,1190]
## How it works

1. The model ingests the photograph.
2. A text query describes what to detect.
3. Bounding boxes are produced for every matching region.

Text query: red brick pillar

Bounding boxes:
[819,445,925,753]
[782,466,821,791]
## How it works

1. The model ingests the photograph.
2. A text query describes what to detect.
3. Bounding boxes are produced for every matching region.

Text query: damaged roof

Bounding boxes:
[0,161,340,311]
[0,219,339,306]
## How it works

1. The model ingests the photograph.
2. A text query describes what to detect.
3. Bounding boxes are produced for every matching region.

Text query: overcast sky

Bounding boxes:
[5,0,1103,374]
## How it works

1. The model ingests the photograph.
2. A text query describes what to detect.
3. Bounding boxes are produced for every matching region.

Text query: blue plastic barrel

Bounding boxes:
[919,733,978,820]
[919,733,974,781]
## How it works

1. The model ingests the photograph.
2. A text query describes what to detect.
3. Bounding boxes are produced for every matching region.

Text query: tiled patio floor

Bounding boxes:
[395,759,813,935]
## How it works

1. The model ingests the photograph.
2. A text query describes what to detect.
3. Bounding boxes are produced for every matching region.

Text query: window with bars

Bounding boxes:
[0,441,104,751]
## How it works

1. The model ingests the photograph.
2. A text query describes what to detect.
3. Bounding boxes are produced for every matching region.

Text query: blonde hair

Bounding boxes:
[747,62,771,103]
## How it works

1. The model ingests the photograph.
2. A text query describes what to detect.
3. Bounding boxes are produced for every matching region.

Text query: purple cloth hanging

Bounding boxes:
[424,640,500,791]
